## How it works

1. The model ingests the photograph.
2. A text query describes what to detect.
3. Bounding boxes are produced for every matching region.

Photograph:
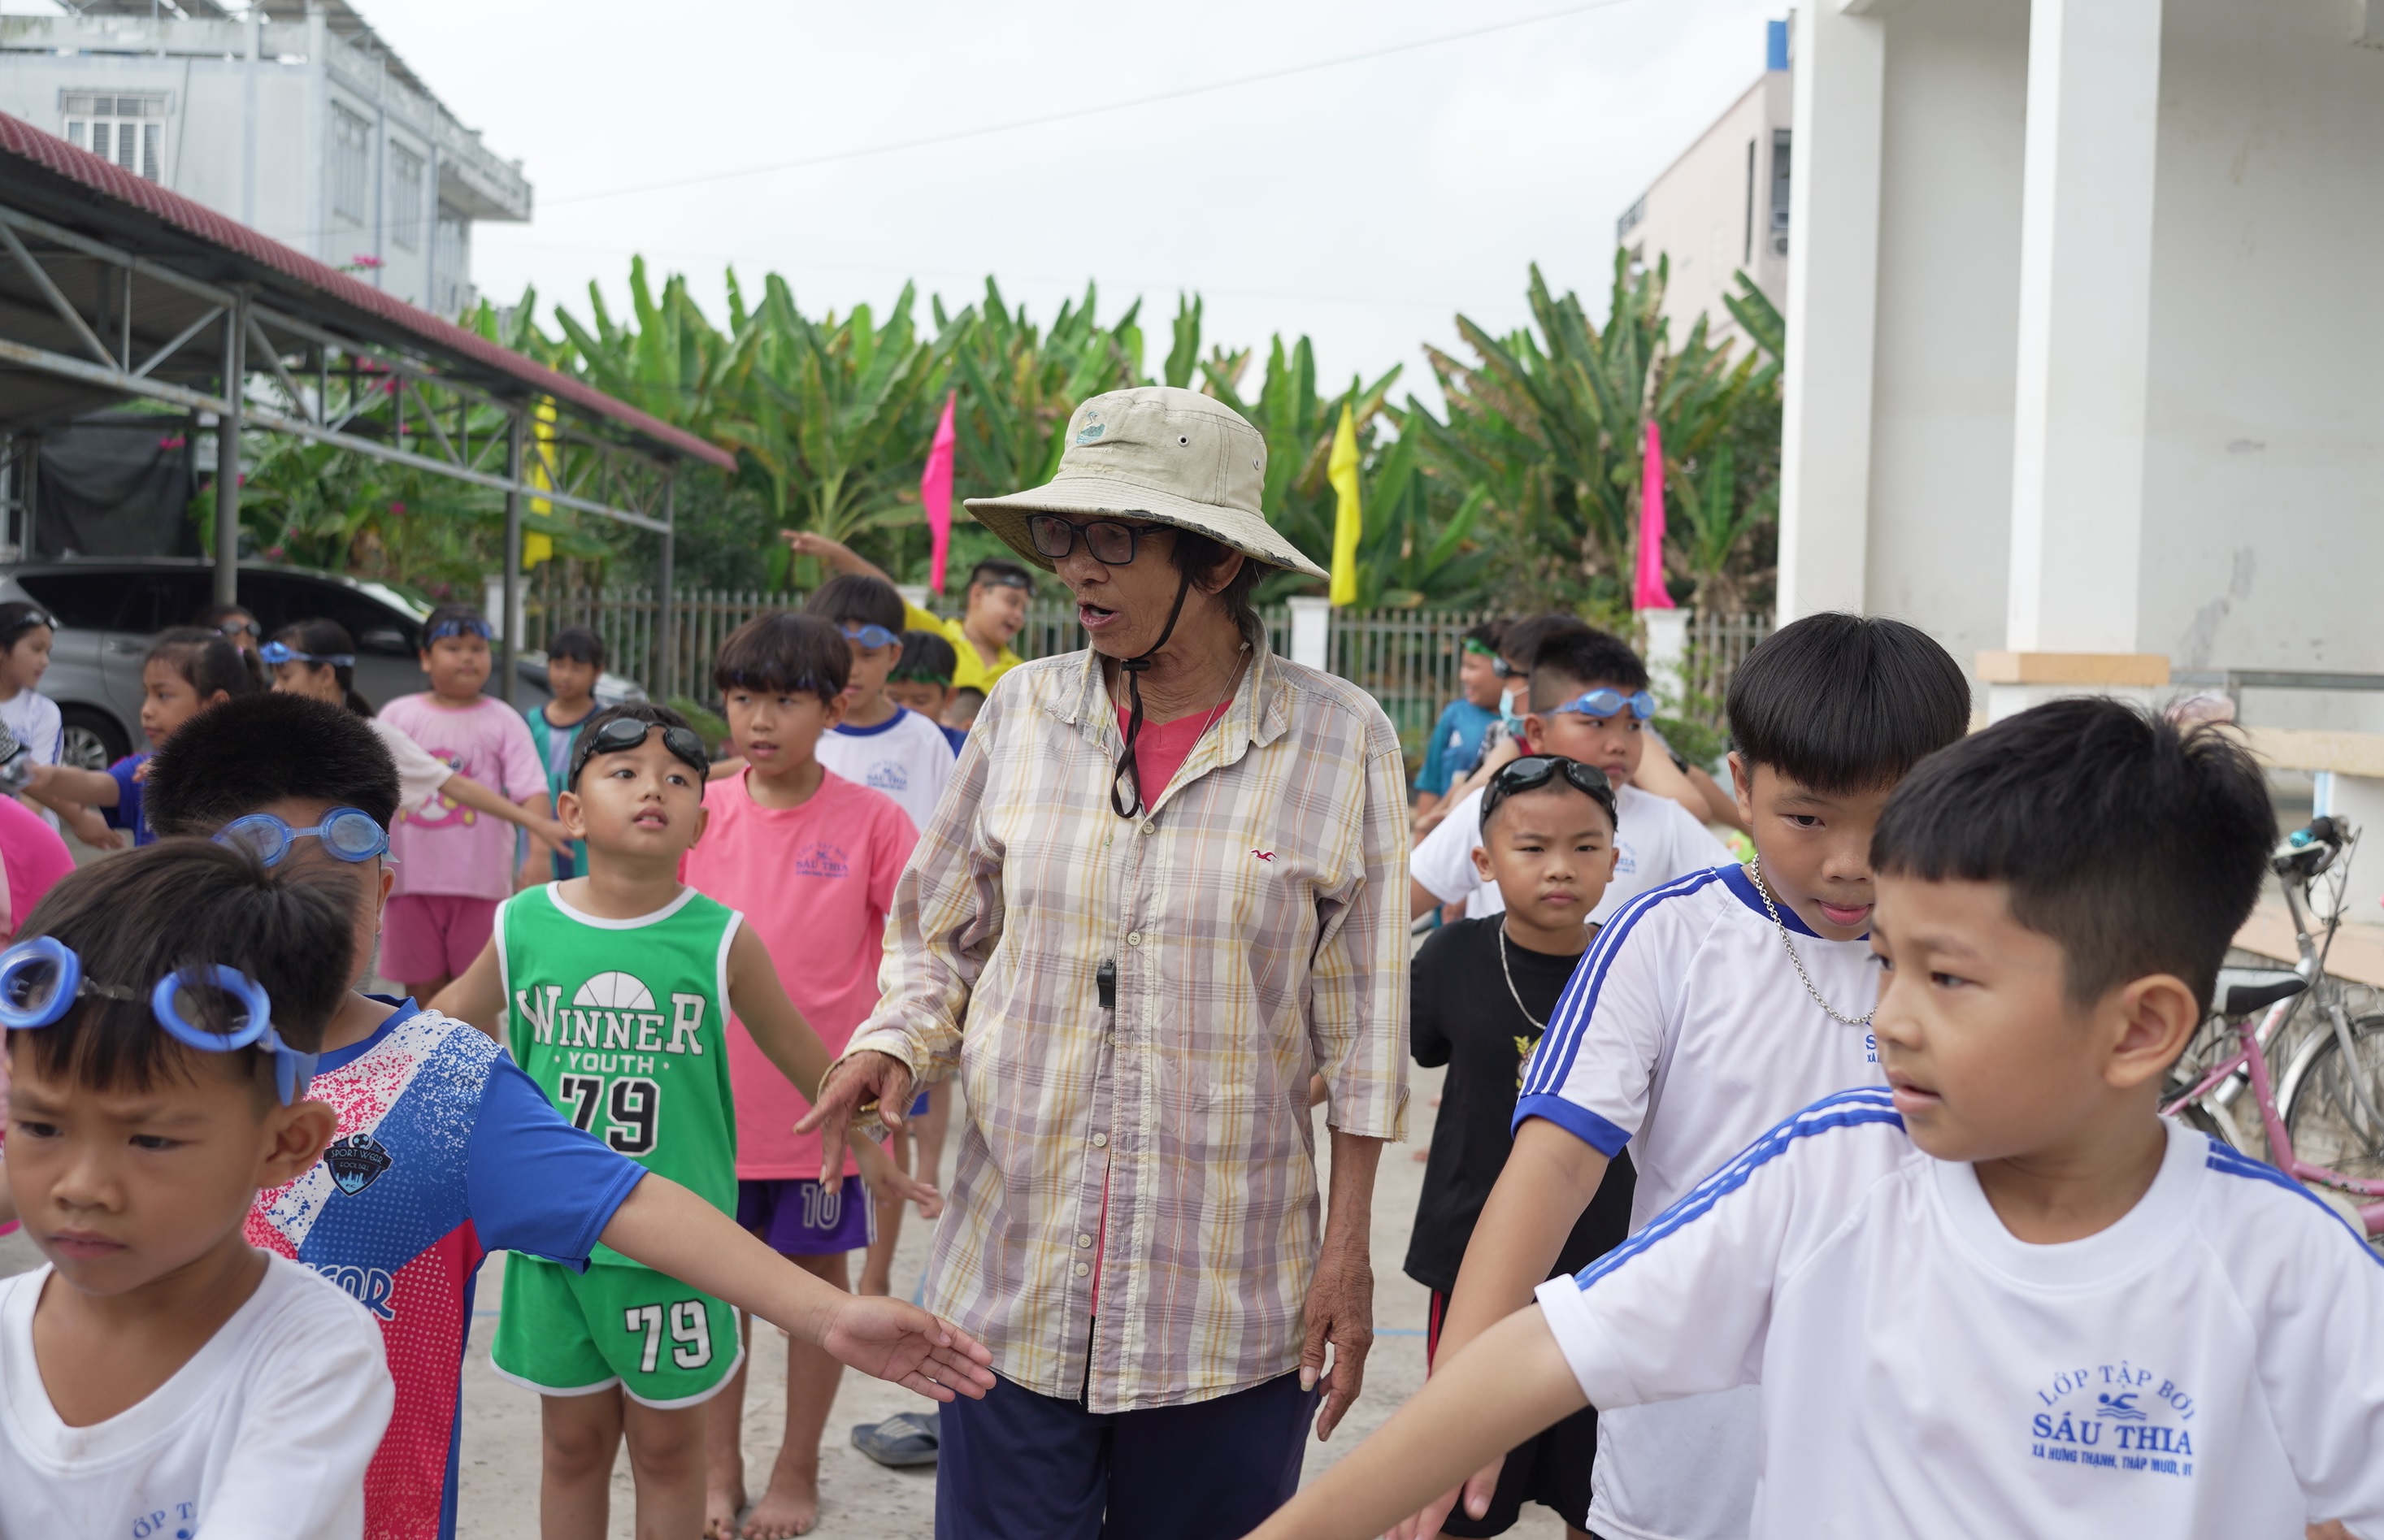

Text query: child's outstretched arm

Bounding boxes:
[724,923,940,1212]
[601,1169,991,1401]
[436,772,572,851]
[429,939,507,1047]
[1246,1307,1587,1540]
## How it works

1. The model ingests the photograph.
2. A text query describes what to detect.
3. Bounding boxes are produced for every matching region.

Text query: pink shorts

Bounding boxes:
[380,893,499,983]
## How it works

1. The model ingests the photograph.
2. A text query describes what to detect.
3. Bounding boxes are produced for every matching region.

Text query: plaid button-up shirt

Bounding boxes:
[845,642,1410,1412]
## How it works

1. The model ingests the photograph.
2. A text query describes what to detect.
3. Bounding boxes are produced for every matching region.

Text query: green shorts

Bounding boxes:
[489,1255,741,1408]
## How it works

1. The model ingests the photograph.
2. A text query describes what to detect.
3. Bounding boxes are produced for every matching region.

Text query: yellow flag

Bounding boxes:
[1327,401,1361,606]
[524,397,557,570]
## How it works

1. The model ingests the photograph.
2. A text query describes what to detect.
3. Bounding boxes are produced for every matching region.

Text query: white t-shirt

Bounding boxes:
[1518,861,1885,1540]
[366,714,456,815]
[816,706,955,832]
[0,1255,393,1540]
[1536,1095,2384,1538]
[1413,781,1732,922]
[1,688,64,830]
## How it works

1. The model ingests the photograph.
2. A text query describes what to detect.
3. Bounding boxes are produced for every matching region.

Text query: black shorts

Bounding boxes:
[1427,1289,1599,1537]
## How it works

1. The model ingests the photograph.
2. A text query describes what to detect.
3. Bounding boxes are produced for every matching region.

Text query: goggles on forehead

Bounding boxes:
[425,616,494,643]
[838,622,900,652]
[258,640,355,668]
[972,569,1032,591]
[0,936,317,1104]
[214,808,389,867]
[1481,755,1619,826]
[1462,639,1500,658]
[568,715,711,787]
[1551,688,1657,721]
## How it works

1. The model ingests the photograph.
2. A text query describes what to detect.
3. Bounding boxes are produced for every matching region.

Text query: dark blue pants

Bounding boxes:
[937,1369,1318,1539]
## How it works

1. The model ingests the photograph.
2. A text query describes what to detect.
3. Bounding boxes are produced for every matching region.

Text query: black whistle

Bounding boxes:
[1096,958,1118,1012]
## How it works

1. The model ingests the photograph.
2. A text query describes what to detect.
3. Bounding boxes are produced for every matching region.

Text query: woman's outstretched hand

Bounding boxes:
[821,1294,994,1403]
[794,1050,916,1196]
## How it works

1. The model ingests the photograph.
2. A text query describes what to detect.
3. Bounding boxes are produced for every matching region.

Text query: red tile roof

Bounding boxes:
[0,110,735,472]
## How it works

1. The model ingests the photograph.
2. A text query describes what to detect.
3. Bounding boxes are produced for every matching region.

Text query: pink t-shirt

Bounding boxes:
[0,793,72,938]
[377,694,545,900]
[681,769,916,1180]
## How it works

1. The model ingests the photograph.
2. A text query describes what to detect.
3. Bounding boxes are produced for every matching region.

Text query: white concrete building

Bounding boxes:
[0,0,528,316]
[1776,0,2384,735]
[1617,18,1792,350]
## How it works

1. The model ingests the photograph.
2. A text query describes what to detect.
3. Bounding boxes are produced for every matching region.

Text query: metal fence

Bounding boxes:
[523,575,1769,767]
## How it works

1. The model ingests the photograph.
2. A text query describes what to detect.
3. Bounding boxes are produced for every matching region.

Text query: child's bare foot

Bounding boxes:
[704,1473,747,1539]
[742,1459,819,1538]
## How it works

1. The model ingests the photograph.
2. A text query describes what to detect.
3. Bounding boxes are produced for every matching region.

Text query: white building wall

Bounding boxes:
[1861,0,2029,673]
[1780,0,2384,731]
[1620,70,1791,349]
[2136,0,2384,728]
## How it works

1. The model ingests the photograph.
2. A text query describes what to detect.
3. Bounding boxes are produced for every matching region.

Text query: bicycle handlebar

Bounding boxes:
[2274,816,2353,881]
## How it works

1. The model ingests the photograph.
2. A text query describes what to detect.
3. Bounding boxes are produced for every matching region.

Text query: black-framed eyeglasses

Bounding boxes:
[1481,755,1618,826]
[1026,514,1157,566]
[568,715,710,787]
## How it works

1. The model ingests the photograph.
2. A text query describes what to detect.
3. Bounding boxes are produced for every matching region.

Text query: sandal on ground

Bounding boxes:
[851,1409,940,1468]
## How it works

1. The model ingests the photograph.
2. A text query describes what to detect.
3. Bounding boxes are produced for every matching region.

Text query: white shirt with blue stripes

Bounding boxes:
[1535,1091,2384,1538]
[1515,861,1885,1540]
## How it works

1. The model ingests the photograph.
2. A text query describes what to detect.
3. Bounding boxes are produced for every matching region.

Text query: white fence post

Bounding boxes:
[1644,609,1690,712]
[1288,596,1331,671]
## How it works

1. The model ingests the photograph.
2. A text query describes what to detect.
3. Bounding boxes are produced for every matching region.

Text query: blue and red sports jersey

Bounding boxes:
[247,1002,643,1540]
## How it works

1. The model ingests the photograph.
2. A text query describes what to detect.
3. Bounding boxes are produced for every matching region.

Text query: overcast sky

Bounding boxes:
[363,0,1778,414]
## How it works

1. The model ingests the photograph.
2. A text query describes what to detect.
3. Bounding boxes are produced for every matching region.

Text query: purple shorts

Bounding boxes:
[736,1177,875,1256]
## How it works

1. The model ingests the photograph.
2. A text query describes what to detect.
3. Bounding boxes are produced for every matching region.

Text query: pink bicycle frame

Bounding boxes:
[2164,1000,2384,1235]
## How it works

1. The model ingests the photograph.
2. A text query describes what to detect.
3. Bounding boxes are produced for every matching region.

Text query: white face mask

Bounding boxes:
[1498,680,1527,729]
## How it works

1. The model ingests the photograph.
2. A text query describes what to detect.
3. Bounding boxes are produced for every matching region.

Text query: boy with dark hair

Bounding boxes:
[944,685,986,733]
[138,692,984,1540]
[685,614,928,1537]
[805,574,956,831]
[1410,612,1972,1540]
[1408,755,1632,1540]
[1258,697,2384,1540]
[783,531,1034,695]
[888,630,971,755]
[1413,627,1730,927]
[436,700,962,1540]
[1415,620,1509,823]
[526,625,608,880]
[0,839,393,1536]
[377,604,549,1002]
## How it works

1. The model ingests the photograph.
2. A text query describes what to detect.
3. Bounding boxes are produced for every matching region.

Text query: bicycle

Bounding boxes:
[2161,816,2384,1247]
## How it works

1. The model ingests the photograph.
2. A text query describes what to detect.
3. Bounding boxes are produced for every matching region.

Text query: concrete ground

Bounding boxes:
[0,1057,1566,1539]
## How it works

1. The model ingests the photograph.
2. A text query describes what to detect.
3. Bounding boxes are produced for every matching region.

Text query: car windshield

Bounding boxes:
[352,579,429,622]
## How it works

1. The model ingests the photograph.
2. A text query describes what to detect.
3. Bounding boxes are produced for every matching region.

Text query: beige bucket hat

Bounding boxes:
[965,386,1330,582]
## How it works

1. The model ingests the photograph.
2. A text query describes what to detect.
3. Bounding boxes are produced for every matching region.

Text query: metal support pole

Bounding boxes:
[658,468,676,703]
[501,411,524,708]
[214,291,248,609]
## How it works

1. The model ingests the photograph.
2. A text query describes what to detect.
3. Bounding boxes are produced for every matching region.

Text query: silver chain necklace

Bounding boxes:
[1496,926,1546,1033]
[1748,856,1875,1028]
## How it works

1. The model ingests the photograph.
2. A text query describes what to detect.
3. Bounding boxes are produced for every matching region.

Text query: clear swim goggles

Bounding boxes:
[1550,688,1658,721]
[258,640,355,668]
[0,936,316,1104]
[213,808,389,866]
[838,622,900,651]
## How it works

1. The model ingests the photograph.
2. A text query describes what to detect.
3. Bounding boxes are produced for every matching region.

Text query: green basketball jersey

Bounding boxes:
[497,883,741,1265]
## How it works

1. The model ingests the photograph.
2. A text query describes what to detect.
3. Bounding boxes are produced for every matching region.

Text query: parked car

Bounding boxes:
[0,557,644,770]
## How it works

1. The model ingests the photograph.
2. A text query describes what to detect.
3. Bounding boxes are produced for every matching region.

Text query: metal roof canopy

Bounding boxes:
[0,110,733,701]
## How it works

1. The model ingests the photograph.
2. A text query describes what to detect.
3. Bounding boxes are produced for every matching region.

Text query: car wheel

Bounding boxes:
[59,707,130,772]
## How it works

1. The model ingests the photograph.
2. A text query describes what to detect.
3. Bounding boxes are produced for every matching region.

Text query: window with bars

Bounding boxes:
[61,93,167,182]
[331,102,371,224]
[391,144,424,251]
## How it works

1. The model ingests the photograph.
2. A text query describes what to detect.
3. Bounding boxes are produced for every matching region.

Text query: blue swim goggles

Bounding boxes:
[839,622,899,652]
[1551,688,1658,721]
[424,616,494,643]
[214,808,389,866]
[0,936,316,1104]
[258,640,355,668]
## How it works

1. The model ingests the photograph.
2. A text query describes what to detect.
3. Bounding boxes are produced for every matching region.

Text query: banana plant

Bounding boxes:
[935,278,1146,505]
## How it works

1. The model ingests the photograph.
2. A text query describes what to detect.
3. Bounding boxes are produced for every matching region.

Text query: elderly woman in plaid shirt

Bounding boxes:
[803,387,1410,1539]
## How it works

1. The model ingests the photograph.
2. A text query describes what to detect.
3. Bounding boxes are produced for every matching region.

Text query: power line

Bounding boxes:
[536,0,1648,210]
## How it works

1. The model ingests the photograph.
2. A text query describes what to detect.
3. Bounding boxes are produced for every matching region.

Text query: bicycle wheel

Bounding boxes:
[2282,1013,2384,1188]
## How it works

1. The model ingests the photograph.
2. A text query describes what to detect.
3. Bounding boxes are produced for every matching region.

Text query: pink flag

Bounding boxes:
[1634,416,1675,611]
[922,390,958,594]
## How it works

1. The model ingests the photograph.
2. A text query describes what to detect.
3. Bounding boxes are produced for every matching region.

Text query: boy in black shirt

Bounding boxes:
[1406,754,1638,1540]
